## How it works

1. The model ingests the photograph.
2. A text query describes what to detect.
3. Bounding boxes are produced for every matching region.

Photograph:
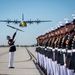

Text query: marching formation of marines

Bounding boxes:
[36,15,75,75]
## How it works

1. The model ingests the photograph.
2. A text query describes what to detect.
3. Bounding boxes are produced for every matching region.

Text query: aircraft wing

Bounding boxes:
[25,20,52,24]
[0,20,21,24]
[0,19,51,24]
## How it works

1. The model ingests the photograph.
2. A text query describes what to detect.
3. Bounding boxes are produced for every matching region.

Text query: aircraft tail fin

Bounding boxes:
[22,13,24,21]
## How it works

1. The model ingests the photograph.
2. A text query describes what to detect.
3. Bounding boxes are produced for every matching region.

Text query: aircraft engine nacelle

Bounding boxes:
[19,21,27,27]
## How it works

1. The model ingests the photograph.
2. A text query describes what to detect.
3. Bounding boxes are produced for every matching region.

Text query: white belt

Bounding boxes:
[45,48,47,50]
[72,49,75,52]
[42,46,45,48]
[51,47,53,50]
[67,50,72,53]
[39,46,43,48]
[39,46,45,48]
[52,49,55,51]
[57,49,61,51]
[62,49,66,52]
[10,45,15,47]
[47,47,52,49]
[47,47,50,49]
[54,48,58,50]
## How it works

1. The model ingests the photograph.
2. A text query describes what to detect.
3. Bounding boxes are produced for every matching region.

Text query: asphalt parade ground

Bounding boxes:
[0,47,44,75]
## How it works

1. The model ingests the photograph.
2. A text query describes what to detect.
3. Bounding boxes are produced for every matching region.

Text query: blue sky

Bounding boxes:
[0,0,75,45]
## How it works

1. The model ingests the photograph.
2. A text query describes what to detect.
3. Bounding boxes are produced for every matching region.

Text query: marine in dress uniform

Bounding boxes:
[61,32,69,75]
[67,18,75,75]
[7,31,17,68]
[72,32,75,75]
[47,32,54,75]
[72,19,75,75]
[56,26,64,75]
[65,21,75,75]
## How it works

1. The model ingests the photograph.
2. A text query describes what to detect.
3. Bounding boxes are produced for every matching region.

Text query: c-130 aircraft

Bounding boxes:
[0,14,52,27]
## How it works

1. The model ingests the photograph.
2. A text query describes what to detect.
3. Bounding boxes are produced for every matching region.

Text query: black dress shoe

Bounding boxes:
[9,67,14,69]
